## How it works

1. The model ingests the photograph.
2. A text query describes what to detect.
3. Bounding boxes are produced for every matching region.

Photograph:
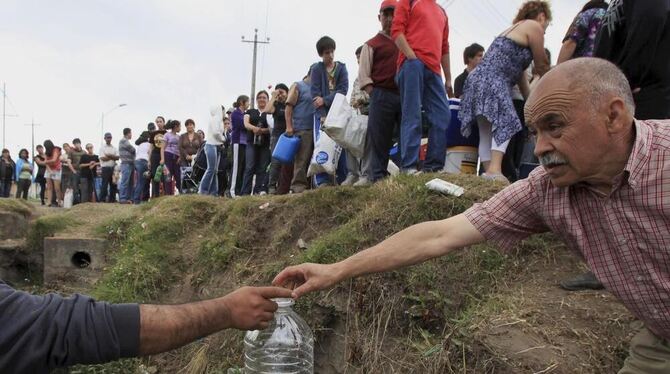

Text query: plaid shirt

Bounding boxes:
[465,119,670,340]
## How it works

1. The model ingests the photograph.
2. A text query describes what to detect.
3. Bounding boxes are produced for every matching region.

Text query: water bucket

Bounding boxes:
[272,133,301,164]
[444,146,478,174]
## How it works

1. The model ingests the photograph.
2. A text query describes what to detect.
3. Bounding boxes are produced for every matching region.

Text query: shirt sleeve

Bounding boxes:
[286,83,299,106]
[358,43,374,90]
[463,176,549,252]
[391,0,411,40]
[0,281,140,373]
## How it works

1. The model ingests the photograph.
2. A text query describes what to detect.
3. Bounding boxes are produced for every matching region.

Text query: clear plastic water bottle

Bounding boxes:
[244,298,314,373]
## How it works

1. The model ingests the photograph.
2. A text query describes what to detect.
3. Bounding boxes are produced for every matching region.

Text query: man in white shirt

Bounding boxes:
[99,132,120,203]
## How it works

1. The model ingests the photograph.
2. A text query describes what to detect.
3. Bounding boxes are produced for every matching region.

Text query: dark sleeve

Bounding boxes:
[310,63,322,99]
[454,73,466,98]
[0,281,140,373]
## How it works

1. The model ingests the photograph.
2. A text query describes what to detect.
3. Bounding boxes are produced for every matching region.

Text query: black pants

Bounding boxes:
[365,88,402,182]
[36,177,46,204]
[99,167,115,202]
[0,180,12,198]
[501,99,528,183]
[80,177,95,203]
[150,151,162,198]
[15,179,30,199]
[230,143,246,197]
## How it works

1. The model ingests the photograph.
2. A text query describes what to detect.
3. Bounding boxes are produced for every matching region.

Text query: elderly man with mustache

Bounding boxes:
[275,58,670,373]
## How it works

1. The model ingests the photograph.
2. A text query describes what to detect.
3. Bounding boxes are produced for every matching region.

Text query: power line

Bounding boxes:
[242,28,270,109]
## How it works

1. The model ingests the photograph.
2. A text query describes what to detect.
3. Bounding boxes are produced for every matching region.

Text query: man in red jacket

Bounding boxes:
[392,0,452,174]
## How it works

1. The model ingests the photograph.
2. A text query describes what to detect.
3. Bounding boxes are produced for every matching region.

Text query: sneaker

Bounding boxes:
[353,177,372,187]
[340,174,358,186]
[403,169,422,176]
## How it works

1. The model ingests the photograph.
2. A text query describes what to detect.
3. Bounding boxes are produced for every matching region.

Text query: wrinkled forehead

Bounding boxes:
[524,84,576,129]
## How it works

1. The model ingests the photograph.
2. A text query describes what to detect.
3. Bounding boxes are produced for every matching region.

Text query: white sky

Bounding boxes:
[1,0,583,157]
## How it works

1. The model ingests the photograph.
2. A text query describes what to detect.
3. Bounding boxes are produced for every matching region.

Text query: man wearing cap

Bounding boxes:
[356,0,403,186]
[392,0,452,174]
[99,132,119,203]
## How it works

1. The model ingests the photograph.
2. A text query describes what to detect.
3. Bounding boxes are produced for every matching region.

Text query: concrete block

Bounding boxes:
[0,212,28,240]
[43,238,108,285]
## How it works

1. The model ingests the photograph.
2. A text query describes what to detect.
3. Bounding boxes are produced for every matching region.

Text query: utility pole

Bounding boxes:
[2,83,19,150]
[241,28,270,109]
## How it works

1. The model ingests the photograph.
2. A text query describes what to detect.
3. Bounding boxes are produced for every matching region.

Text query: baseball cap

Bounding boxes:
[104,132,112,138]
[380,0,397,11]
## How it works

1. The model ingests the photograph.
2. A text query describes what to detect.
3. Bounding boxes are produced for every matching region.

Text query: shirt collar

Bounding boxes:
[623,120,652,190]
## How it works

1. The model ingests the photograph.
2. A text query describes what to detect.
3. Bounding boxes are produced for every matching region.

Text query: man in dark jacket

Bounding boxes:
[0,280,291,373]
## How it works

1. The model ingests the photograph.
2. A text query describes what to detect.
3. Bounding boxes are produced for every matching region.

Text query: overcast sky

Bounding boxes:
[1,0,584,156]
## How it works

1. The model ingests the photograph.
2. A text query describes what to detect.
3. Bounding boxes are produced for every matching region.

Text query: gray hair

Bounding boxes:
[567,57,635,116]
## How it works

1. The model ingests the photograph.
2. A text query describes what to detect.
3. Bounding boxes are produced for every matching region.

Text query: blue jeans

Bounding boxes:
[133,159,149,204]
[397,59,450,172]
[199,144,220,196]
[119,162,134,202]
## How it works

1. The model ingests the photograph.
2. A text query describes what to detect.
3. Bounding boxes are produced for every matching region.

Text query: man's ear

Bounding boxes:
[606,96,629,134]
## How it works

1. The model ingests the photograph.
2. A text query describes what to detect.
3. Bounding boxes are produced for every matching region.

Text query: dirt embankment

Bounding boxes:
[3,174,637,373]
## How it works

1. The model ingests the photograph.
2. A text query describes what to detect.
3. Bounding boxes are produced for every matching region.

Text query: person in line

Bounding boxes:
[0,149,15,198]
[14,149,32,200]
[356,0,403,186]
[595,0,670,121]
[99,133,119,203]
[265,84,291,195]
[459,1,551,183]
[150,117,166,198]
[393,0,452,174]
[179,118,203,193]
[0,279,293,373]
[557,0,609,64]
[454,43,485,99]
[218,117,232,197]
[34,145,47,205]
[133,131,152,204]
[162,120,181,195]
[43,140,63,207]
[562,0,670,291]
[286,71,316,194]
[60,143,75,202]
[69,139,86,205]
[342,45,370,187]
[230,95,250,198]
[274,58,670,374]
[118,128,136,204]
[79,143,100,203]
[200,105,226,196]
[241,91,272,195]
[310,36,349,187]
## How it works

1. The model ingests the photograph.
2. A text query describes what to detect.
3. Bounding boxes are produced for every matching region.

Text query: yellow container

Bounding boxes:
[444,146,478,175]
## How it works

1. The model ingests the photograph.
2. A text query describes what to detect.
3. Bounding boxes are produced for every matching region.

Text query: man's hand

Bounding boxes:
[220,286,294,330]
[313,97,325,108]
[364,85,373,95]
[285,126,294,136]
[445,84,454,98]
[273,263,341,299]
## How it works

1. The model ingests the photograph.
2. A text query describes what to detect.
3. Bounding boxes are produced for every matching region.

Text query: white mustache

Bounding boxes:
[539,152,568,167]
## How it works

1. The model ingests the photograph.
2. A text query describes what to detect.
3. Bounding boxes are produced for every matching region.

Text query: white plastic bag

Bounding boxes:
[63,188,74,209]
[323,93,368,159]
[307,130,342,176]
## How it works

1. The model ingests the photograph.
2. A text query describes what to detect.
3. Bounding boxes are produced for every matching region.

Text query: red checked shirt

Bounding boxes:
[465,119,670,340]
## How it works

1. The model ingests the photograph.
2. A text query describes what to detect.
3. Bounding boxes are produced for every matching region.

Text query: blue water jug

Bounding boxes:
[273,133,301,164]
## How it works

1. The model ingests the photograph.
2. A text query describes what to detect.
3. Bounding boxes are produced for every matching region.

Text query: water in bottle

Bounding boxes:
[244,298,314,373]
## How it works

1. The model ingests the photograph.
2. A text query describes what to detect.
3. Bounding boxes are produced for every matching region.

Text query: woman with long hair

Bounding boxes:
[459,0,552,183]
[43,140,63,206]
[0,149,15,198]
[162,120,181,195]
[230,95,250,197]
[241,90,271,195]
[14,149,32,200]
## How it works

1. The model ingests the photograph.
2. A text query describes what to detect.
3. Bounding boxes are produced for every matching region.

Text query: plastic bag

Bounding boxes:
[307,130,342,176]
[63,188,74,209]
[322,93,368,159]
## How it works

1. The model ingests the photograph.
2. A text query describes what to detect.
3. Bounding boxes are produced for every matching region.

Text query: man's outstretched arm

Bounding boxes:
[273,214,485,298]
